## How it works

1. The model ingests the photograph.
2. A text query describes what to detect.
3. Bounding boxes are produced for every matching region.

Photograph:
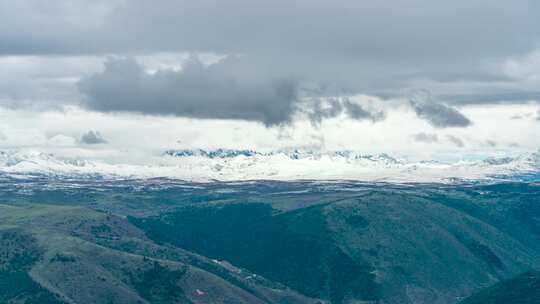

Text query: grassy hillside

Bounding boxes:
[131,203,381,303]
[460,271,540,304]
[0,228,64,304]
[129,183,540,304]
[0,204,319,304]
[1,180,540,303]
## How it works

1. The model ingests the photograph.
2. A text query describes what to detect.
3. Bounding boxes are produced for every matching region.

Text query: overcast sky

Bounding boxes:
[1,0,540,161]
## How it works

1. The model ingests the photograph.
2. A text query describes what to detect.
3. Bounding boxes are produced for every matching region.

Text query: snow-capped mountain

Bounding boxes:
[0,149,539,183]
[163,149,404,165]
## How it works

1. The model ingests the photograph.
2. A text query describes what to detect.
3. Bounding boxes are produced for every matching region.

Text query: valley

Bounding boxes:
[1,178,539,303]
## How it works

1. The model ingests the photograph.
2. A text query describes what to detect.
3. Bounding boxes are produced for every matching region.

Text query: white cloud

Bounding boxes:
[500,48,540,81]
[48,134,77,146]
[0,99,537,164]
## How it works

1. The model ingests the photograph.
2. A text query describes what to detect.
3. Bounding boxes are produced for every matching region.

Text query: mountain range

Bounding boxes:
[1,149,539,183]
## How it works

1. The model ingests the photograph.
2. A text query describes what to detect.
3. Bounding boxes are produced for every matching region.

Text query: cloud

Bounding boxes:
[509,111,540,121]
[1,0,540,152]
[510,114,524,120]
[49,134,76,146]
[0,55,103,109]
[2,0,540,104]
[447,91,540,105]
[413,133,439,143]
[78,57,299,126]
[342,99,385,122]
[4,1,539,61]
[79,57,385,126]
[486,140,498,147]
[409,90,472,128]
[446,135,465,148]
[302,97,385,126]
[80,130,107,144]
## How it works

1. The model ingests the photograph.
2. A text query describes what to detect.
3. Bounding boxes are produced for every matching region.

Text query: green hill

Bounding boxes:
[128,183,540,304]
[460,271,540,304]
[2,180,540,303]
[0,204,319,304]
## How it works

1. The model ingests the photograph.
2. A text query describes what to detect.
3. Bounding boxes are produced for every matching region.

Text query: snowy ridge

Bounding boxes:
[163,149,403,165]
[0,149,539,183]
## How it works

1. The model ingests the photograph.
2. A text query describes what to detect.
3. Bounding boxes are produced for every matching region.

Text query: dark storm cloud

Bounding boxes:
[79,57,385,126]
[409,90,471,128]
[303,97,384,126]
[342,99,385,122]
[446,135,465,148]
[78,57,299,126]
[413,133,439,143]
[411,102,472,128]
[80,130,107,144]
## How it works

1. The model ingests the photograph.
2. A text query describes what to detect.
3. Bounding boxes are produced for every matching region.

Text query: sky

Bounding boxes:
[1,0,540,162]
